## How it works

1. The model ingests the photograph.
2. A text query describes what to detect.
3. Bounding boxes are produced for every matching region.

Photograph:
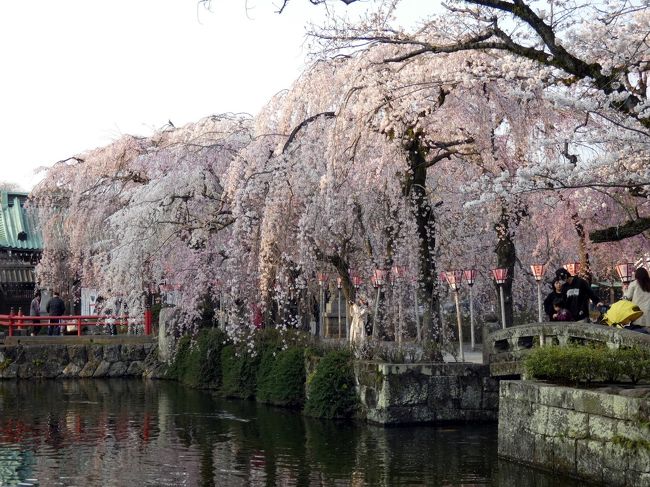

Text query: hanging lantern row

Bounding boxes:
[316,260,637,290]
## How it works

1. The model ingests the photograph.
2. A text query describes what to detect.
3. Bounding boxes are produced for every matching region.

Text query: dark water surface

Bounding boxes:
[0,380,582,486]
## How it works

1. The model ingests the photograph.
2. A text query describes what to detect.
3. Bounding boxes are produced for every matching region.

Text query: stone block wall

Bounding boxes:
[499,380,650,486]
[0,343,164,379]
[355,361,499,425]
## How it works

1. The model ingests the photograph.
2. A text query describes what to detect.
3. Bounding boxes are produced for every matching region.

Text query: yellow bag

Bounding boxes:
[602,300,644,327]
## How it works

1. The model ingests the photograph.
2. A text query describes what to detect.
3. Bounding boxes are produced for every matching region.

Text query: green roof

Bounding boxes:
[0,192,42,251]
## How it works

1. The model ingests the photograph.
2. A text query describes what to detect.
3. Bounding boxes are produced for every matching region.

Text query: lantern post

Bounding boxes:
[317,272,328,337]
[530,264,546,323]
[336,277,343,339]
[444,270,465,362]
[412,275,421,342]
[463,269,477,351]
[439,271,448,344]
[372,269,387,338]
[392,265,407,349]
[615,263,635,291]
[492,268,508,329]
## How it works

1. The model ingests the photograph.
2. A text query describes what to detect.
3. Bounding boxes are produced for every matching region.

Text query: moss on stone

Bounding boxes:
[612,434,650,451]
[304,349,357,419]
[166,328,226,388]
[256,347,305,408]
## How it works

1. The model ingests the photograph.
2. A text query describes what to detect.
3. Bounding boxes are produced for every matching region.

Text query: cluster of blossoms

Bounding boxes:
[30,0,650,339]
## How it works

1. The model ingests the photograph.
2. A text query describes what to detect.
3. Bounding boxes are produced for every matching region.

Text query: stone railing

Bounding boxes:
[485,322,650,377]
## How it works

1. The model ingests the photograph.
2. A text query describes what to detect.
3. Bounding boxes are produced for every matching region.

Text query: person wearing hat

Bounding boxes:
[555,268,602,322]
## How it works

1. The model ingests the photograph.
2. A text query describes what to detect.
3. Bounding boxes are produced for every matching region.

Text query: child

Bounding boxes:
[552,297,573,322]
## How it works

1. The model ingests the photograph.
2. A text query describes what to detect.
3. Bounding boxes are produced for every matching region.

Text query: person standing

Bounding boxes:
[46,291,66,336]
[543,279,565,321]
[624,267,650,328]
[103,295,122,336]
[555,268,602,322]
[349,296,368,345]
[29,290,41,336]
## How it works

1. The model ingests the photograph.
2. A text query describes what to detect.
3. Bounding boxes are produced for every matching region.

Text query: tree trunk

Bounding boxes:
[572,213,592,283]
[403,134,440,341]
[495,205,516,327]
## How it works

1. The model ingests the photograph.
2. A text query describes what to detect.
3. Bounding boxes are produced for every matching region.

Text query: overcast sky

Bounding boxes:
[0,0,326,190]
[1,0,423,191]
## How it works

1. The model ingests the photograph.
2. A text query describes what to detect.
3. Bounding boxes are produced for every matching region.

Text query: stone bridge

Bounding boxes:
[484,322,650,377]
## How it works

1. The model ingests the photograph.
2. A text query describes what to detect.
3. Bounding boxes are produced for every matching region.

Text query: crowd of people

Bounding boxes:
[543,266,650,331]
[27,290,127,336]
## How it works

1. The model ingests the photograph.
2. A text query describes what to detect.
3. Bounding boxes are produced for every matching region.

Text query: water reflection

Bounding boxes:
[0,380,580,486]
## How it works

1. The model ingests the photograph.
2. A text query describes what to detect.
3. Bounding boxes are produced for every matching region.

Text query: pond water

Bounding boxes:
[0,379,582,486]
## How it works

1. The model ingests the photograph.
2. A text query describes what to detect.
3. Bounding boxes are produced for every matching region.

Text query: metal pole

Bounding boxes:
[537,280,544,347]
[469,285,475,351]
[318,284,323,337]
[537,281,543,323]
[338,288,342,339]
[397,284,403,350]
[373,286,381,339]
[453,290,465,362]
[499,285,507,329]
[414,287,421,343]
[345,290,350,337]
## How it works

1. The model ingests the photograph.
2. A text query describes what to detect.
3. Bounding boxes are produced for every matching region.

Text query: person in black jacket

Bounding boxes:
[46,291,66,336]
[555,268,602,322]
[543,279,565,321]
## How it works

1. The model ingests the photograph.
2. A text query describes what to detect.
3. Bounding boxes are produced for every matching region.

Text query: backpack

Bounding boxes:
[602,300,644,327]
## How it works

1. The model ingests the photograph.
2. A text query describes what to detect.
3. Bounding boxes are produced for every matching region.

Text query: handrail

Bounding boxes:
[0,308,153,337]
[485,322,650,377]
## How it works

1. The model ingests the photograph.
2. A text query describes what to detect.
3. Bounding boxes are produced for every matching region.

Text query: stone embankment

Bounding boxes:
[355,361,499,424]
[0,336,165,379]
[499,380,650,487]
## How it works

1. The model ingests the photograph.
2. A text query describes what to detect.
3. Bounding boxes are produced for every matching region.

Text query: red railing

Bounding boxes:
[0,307,153,337]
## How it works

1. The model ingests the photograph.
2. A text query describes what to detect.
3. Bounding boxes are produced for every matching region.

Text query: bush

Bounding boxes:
[220,344,261,399]
[304,350,357,419]
[256,347,306,408]
[524,345,650,384]
[166,328,226,388]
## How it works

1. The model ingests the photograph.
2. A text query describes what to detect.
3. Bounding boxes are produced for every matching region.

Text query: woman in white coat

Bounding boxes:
[624,267,650,328]
[349,297,368,345]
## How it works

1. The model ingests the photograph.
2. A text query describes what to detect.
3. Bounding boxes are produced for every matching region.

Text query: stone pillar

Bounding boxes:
[482,314,501,364]
[158,307,180,362]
